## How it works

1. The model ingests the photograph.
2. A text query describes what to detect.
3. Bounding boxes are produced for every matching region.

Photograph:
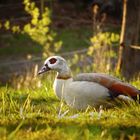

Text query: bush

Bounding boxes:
[1,0,62,57]
[88,32,119,73]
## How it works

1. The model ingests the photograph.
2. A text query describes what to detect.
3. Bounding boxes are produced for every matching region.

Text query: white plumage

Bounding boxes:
[53,78,110,109]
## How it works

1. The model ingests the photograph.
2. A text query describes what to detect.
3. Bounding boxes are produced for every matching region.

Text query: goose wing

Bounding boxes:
[74,73,140,98]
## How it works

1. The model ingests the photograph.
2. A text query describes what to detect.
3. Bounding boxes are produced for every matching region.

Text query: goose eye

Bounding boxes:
[49,58,57,64]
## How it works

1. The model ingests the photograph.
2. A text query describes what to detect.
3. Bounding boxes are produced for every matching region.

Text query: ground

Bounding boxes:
[0,79,140,140]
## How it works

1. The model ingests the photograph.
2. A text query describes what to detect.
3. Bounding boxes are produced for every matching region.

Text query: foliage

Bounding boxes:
[68,30,120,75]
[88,32,120,73]
[23,0,62,56]
[0,0,62,56]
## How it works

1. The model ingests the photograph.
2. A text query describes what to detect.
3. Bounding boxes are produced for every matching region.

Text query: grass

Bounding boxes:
[0,33,43,56]
[0,76,140,140]
[55,27,92,52]
[0,26,92,56]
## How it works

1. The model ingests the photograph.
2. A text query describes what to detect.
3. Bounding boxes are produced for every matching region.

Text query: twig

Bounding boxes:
[130,45,140,50]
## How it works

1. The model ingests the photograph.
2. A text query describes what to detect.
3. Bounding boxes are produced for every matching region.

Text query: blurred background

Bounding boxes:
[0,0,140,88]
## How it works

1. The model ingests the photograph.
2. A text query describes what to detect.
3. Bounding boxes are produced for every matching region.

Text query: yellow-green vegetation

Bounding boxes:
[0,27,92,56]
[0,75,140,140]
[23,0,62,56]
[88,32,120,73]
[0,0,62,57]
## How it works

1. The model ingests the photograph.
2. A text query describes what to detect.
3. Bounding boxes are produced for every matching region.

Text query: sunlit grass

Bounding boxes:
[0,75,140,140]
[0,27,92,57]
[55,27,93,52]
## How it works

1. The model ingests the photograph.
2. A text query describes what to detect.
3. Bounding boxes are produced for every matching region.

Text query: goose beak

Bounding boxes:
[38,65,51,75]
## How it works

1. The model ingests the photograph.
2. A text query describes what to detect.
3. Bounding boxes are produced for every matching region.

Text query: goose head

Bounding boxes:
[38,56,72,78]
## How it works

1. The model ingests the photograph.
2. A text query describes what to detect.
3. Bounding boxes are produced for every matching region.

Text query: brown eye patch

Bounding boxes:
[49,58,57,64]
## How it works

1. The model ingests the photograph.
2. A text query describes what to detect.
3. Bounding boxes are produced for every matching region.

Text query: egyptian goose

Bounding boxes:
[38,56,140,110]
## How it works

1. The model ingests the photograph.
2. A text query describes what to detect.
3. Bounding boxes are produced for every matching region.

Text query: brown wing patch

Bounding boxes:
[94,75,114,88]
[93,75,140,97]
[109,82,139,97]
